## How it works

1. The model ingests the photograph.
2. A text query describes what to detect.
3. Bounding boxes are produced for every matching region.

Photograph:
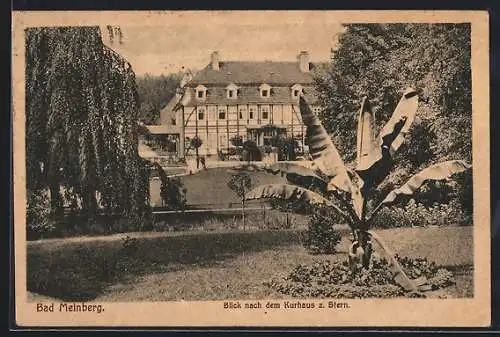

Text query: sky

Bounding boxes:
[102,13,345,76]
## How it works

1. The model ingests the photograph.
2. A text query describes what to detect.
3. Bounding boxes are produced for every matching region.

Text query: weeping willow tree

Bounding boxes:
[26,26,150,232]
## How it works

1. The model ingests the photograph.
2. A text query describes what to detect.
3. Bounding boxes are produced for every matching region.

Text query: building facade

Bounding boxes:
[153,51,324,158]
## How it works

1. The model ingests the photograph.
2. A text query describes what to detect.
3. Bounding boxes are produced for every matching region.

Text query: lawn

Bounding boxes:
[150,166,287,208]
[27,226,473,301]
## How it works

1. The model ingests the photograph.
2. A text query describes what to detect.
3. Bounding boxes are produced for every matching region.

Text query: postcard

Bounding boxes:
[12,10,491,327]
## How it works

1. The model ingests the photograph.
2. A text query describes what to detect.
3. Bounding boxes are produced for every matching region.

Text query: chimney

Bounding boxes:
[297,51,310,72]
[211,51,220,71]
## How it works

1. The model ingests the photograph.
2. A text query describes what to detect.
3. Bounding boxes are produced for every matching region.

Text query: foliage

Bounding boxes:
[372,199,470,229]
[159,176,187,210]
[242,140,262,162]
[26,27,151,231]
[246,81,471,292]
[315,23,471,167]
[303,206,342,254]
[152,162,187,210]
[230,135,244,148]
[227,171,253,230]
[227,172,252,200]
[189,136,203,150]
[135,73,182,124]
[272,136,298,161]
[264,255,455,298]
[27,189,56,239]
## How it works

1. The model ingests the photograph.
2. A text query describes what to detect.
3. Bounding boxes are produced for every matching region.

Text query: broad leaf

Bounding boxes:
[368,231,418,292]
[263,162,326,181]
[299,95,352,193]
[355,88,419,186]
[246,183,332,205]
[263,162,328,193]
[370,160,472,218]
[344,169,364,220]
[356,97,378,171]
[246,183,352,225]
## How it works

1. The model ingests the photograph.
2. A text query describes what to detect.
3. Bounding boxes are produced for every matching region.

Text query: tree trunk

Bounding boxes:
[242,198,246,231]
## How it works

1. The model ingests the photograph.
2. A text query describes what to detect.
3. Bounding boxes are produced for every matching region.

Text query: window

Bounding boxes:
[291,84,303,98]
[171,118,176,125]
[226,83,238,99]
[249,108,255,119]
[195,85,207,100]
[239,108,245,119]
[263,129,275,146]
[198,112,204,120]
[219,134,228,147]
[262,108,269,119]
[218,110,226,120]
[259,83,272,98]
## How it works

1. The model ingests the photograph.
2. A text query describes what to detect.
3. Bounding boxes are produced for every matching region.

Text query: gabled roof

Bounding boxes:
[158,93,182,126]
[186,61,327,86]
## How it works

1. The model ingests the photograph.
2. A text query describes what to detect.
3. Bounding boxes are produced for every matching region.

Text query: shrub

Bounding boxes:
[159,176,187,211]
[372,199,470,229]
[264,256,455,298]
[262,211,294,230]
[27,189,55,240]
[242,140,262,162]
[302,207,342,254]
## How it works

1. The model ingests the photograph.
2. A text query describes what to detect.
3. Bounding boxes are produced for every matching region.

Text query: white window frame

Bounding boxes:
[195,85,207,100]
[197,109,205,120]
[291,84,303,98]
[226,83,238,99]
[259,83,272,98]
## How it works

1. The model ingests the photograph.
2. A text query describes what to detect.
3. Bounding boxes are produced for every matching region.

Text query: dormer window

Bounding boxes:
[226,83,238,99]
[259,83,272,98]
[291,84,303,98]
[195,85,207,100]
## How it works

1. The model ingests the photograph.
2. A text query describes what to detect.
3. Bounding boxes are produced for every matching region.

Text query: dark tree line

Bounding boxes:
[136,73,182,124]
[26,26,151,235]
[316,23,471,164]
[315,23,472,212]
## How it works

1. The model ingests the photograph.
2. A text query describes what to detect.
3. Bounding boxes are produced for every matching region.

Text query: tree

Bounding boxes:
[245,92,471,293]
[227,171,253,231]
[152,162,186,210]
[242,140,261,163]
[275,136,298,161]
[230,135,243,148]
[315,23,471,167]
[136,73,182,124]
[190,136,203,168]
[26,26,150,231]
[314,22,472,222]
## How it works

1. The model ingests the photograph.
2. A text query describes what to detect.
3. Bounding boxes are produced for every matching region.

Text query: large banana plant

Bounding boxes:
[245,88,472,292]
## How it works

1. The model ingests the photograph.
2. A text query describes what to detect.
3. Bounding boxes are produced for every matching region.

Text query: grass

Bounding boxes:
[150,167,286,208]
[27,226,473,301]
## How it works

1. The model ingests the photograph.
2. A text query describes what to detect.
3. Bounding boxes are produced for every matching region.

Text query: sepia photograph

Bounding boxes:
[12,11,490,327]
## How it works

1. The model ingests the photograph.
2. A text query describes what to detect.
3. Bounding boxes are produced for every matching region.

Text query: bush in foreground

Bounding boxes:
[302,207,343,254]
[264,256,455,299]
